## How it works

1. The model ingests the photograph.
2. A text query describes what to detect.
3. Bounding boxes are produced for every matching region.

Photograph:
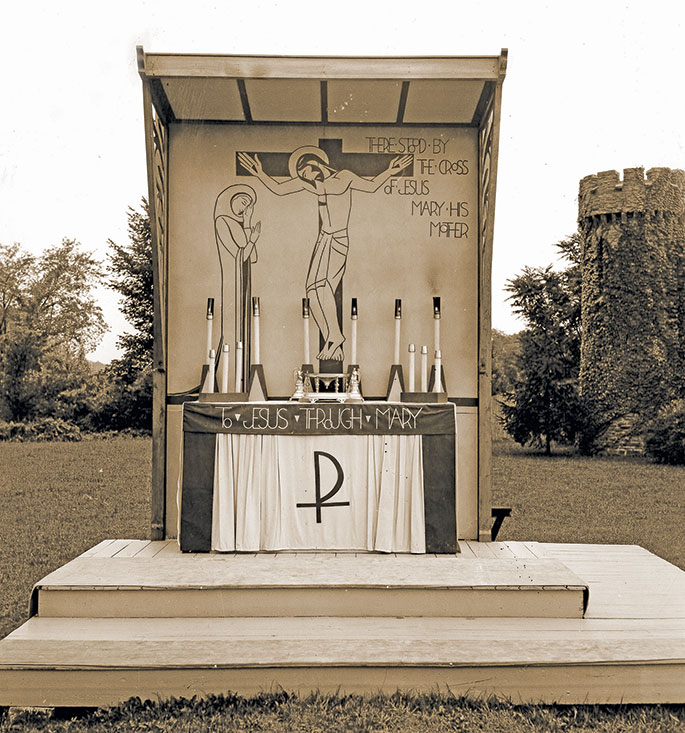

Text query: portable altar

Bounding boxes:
[142,50,507,548]
[2,48,685,709]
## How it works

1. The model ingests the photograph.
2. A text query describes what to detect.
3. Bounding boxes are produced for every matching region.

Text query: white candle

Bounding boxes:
[433,296,441,354]
[350,298,358,365]
[252,297,261,364]
[235,341,243,392]
[303,298,310,364]
[420,345,428,392]
[394,299,402,364]
[207,348,216,393]
[220,343,230,393]
[408,344,415,391]
[434,349,442,393]
[205,297,214,365]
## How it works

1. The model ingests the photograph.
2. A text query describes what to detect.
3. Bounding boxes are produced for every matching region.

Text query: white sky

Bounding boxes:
[1,0,683,362]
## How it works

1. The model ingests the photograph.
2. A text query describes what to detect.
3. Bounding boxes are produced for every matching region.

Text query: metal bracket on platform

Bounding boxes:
[491,506,512,541]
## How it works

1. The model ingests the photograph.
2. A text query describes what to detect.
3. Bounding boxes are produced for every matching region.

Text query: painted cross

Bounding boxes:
[237,139,413,371]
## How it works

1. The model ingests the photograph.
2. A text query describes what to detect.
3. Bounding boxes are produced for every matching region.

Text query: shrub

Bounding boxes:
[643,399,685,465]
[0,418,81,442]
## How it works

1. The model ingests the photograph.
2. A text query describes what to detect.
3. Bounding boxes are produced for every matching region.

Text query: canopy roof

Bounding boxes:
[137,48,507,127]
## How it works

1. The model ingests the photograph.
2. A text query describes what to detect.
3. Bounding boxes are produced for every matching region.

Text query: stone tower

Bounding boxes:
[577,167,685,453]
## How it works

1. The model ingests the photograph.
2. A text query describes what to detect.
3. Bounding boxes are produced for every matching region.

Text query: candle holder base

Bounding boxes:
[386,364,405,402]
[400,391,449,403]
[248,364,268,402]
[198,364,214,394]
[198,392,248,403]
[428,365,448,393]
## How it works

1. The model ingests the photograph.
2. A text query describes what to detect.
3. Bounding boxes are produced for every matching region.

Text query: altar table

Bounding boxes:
[180,401,457,553]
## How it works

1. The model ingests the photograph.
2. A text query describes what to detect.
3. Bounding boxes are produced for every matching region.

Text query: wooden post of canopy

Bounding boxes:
[476,49,506,540]
[137,46,168,540]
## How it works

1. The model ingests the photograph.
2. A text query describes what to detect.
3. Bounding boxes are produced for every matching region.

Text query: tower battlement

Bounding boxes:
[578,167,685,220]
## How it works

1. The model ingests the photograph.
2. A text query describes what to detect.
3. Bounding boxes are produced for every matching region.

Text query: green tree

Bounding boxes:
[500,235,582,455]
[103,200,153,430]
[0,239,106,422]
[491,329,522,395]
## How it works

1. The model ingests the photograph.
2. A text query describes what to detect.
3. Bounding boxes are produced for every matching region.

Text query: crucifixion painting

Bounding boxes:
[238,142,412,363]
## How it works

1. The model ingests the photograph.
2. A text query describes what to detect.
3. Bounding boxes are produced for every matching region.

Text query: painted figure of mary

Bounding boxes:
[214,184,261,379]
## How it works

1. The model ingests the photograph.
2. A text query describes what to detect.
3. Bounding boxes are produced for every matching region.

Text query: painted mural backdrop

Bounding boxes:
[168,125,478,399]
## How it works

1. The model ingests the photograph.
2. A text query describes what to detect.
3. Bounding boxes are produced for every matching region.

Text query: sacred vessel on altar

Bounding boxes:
[1,48,684,708]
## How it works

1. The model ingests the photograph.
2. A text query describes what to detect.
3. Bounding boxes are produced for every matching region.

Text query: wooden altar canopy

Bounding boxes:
[137,48,507,542]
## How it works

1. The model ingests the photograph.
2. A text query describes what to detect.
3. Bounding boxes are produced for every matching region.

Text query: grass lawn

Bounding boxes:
[492,439,685,570]
[0,437,151,640]
[1,435,684,730]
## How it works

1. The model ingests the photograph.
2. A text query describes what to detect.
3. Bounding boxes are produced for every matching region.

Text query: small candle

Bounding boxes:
[408,344,416,391]
[434,349,442,393]
[350,298,358,365]
[302,297,310,364]
[394,299,402,365]
[207,348,216,393]
[220,343,230,393]
[205,298,214,365]
[252,297,261,364]
[420,345,428,392]
[433,296,441,354]
[235,341,243,392]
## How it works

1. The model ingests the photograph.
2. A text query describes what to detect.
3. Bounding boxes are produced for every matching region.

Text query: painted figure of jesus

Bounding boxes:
[238,146,412,361]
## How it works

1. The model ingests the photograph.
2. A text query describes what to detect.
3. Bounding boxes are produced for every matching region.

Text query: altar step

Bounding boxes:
[2,615,685,706]
[2,541,685,706]
[30,540,588,620]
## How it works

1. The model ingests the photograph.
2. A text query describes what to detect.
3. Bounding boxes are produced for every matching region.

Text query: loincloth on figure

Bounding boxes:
[306,228,349,293]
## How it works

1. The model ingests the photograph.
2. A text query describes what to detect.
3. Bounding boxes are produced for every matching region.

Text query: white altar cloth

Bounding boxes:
[211,433,425,553]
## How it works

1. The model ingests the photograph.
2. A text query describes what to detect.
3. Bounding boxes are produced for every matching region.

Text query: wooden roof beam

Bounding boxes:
[139,52,507,82]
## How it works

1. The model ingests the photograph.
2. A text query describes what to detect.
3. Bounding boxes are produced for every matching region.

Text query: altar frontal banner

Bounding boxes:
[180,401,457,554]
[183,401,456,436]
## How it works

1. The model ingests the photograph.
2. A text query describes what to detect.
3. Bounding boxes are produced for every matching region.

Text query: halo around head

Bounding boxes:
[214,183,257,222]
[288,146,330,179]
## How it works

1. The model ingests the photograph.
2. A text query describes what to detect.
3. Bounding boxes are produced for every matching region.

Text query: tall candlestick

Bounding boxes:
[434,349,442,393]
[394,299,402,364]
[235,341,243,392]
[420,345,428,392]
[350,298,358,364]
[220,343,230,393]
[302,298,310,364]
[205,297,214,365]
[207,348,216,393]
[433,296,441,354]
[252,297,261,364]
[408,344,416,391]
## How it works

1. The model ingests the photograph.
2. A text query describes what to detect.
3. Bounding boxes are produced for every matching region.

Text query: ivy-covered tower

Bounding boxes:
[578,167,685,453]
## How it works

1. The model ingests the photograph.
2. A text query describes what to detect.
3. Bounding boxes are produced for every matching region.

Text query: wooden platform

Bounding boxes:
[1,540,684,706]
[29,540,588,620]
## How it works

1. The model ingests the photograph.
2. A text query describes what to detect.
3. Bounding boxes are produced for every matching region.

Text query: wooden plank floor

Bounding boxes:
[51,538,685,620]
[0,540,684,705]
[31,540,589,620]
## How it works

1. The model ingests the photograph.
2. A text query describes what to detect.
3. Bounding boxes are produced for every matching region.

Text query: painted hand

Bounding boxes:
[388,154,413,174]
[251,221,261,243]
[238,152,263,176]
[243,201,254,228]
